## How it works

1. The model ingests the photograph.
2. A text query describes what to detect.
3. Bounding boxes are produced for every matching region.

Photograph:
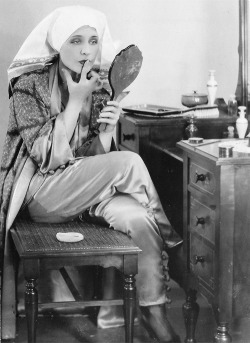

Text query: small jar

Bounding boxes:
[228,94,238,116]
[228,126,235,138]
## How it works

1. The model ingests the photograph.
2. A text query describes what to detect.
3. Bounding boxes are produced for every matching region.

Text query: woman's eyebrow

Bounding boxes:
[70,35,98,39]
[70,35,82,38]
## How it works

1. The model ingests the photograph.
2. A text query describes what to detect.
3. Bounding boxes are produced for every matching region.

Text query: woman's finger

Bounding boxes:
[102,104,120,113]
[98,112,119,125]
[99,113,115,119]
[87,70,101,83]
[97,118,116,125]
[99,111,119,119]
[80,60,92,78]
[106,101,119,107]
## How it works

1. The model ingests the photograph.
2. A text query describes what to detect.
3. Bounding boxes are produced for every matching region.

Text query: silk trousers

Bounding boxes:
[26,151,171,305]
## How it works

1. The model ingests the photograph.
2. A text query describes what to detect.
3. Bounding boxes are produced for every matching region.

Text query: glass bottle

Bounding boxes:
[207,70,218,106]
[228,126,235,138]
[228,94,238,116]
[185,113,199,139]
[236,106,248,138]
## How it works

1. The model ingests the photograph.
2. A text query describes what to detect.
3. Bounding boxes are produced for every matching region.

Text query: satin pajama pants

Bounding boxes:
[26,151,171,306]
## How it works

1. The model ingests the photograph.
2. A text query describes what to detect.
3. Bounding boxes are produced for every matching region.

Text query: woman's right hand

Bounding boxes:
[62,61,102,103]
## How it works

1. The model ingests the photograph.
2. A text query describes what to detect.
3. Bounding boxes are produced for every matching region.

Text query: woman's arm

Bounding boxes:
[99,130,114,152]
[97,100,121,152]
[62,62,121,153]
[61,61,102,141]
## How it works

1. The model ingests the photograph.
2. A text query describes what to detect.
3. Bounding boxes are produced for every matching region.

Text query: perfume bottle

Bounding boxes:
[228,126,235,138]
[236,106,248,139]
[207,70,218,105]
[185,113,199,139]
[228,94,238,116]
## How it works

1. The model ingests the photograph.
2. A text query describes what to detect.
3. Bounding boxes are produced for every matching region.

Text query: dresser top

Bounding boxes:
[177,139,250,165]
[121,111,235,126]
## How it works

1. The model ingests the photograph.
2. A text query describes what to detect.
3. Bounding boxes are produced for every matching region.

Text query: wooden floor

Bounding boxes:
[5,278,250,343]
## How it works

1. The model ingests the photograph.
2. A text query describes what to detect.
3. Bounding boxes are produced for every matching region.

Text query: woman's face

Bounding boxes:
[59,26,99,75]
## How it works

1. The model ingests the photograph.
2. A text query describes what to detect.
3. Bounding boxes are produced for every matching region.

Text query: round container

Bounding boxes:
[218,142,234,158]
[188,137,203,144]
[181,91,208,108]
[219,146,233,158]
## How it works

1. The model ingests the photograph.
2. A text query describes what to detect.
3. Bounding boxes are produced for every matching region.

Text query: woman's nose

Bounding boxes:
[80,45,90,55]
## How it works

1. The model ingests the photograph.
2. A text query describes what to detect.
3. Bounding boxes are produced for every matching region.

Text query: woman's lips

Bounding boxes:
[79,60,88,66]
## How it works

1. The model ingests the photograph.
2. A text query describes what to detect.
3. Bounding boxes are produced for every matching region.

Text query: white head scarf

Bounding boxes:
[7,6,117,82]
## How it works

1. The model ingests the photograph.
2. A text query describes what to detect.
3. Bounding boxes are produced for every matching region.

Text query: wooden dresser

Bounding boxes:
[117,112,236,236]
[177,139,250,342]
[118,112,236,156]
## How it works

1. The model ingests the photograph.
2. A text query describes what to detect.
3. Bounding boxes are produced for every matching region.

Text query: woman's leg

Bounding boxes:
[94,193,168,306]
[26,151,180,341]
[94,193,180,342]
[27,151,181,247]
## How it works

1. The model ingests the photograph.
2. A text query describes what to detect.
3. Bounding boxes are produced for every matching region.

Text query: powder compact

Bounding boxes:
[188,137,204,144]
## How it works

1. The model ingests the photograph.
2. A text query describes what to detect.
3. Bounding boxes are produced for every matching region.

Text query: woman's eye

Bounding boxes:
[71,39,80,44]
[90,39,98,45]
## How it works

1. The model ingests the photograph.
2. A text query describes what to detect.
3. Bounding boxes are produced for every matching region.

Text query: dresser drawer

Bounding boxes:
[118,119,137,152]
[189,195,215,244]
[190,234,215,291]
[189,162,216,195]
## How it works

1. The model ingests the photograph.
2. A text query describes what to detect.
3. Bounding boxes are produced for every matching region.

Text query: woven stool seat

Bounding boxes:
[13,218,138,255]
[9,217,141,343]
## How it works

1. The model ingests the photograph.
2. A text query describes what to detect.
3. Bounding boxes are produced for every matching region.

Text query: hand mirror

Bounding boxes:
[90,45,143,132]
[109,44,143,101]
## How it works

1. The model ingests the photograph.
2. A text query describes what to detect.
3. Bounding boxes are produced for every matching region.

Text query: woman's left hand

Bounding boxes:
[97,101,121,133]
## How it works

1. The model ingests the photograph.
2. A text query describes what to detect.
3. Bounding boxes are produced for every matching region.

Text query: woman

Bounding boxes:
[0,6,182,342]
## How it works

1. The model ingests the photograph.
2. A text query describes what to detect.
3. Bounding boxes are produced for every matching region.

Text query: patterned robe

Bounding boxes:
[0,65,111,267]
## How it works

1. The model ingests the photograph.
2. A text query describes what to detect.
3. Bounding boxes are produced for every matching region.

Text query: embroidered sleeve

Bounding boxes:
[12,71,73,173]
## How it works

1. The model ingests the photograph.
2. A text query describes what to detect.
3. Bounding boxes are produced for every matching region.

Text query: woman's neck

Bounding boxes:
[58,59,79,87]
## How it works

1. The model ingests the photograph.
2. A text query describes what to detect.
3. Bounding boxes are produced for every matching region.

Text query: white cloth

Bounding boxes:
[7,5,117,82]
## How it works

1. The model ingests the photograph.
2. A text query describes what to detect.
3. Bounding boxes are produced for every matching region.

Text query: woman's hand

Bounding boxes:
[97,101,121,133]
[62,61,102,103]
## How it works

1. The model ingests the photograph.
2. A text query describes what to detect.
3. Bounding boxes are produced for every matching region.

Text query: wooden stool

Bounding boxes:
[10,218,141,343]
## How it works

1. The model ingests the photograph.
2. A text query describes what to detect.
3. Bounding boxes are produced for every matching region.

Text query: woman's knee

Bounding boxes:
[109,151,145,171]
[112,208,162,251]
[103,196,156,236]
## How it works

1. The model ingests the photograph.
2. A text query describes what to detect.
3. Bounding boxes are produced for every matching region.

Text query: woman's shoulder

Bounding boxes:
[14,67,50,91]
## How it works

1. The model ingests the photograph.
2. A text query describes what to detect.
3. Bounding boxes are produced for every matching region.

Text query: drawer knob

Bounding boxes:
[123,133,135,141]
[195,216,205,226]
[194,255,205,264]
[195,172,207,183]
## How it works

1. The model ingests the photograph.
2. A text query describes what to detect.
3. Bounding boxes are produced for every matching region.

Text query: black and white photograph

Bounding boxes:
[0,1,248,342]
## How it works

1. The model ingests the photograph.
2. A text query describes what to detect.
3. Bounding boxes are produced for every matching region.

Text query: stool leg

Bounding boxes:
[123,274,136,343]
[25,278,38,343]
